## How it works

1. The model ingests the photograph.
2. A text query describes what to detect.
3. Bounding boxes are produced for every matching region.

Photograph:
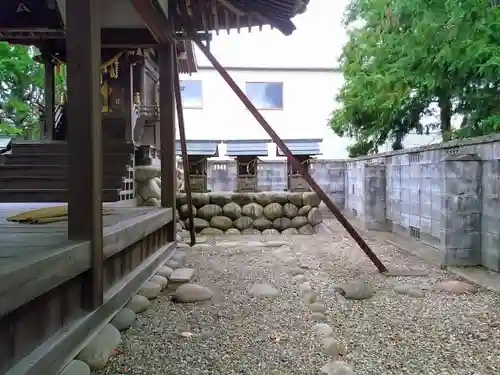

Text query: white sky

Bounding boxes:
[194,0,349,68]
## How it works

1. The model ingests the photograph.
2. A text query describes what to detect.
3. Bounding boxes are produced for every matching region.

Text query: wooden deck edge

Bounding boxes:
[5,241,176,375]
[103,207,173,258]
[0,207,173,318]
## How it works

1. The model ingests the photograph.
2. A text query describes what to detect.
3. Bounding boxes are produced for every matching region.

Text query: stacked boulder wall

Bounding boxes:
[133,167,324,235]
[174,192,323,235]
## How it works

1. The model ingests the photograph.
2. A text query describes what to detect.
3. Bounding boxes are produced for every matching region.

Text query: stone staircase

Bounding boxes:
[0,141,135,202]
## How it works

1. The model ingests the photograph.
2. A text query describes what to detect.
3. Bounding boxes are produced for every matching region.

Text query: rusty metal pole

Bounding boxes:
[173,58,196,246]
[183,23,387,273]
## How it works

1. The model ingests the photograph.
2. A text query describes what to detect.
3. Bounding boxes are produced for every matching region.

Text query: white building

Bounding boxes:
[177,64,349,159]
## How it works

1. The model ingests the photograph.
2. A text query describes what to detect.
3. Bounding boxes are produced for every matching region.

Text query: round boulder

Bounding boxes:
[307,207,323,226]
[242,202,264,219]
[262,228,280,235]
[176,193,187,206]
[143,197,160,207]
[179,204,196,219]
[268,192,288,204]
[197,204,223,221]
[291,216,308,228]
[263,203,284,220]
[210,215,233,231]
[135,165,160,182]
[298,224,314,235]
[253,217,273,231]
[233,216,253,231]
[255,193,272,206]
[282,228,299,235]
[302,192,321,207]
[225,228,241,235]
[283,203,298,219]
[191,193,211,207]
[186,217,210,232]
[242,228,261,234]
[230,193,254,206]
[200,227,224,236]
[287,192,302,207]
[138,179,161,201]
[298,205,312,216]
[223,202,242,220]
[273,217,292,231]
[210,193,233,206]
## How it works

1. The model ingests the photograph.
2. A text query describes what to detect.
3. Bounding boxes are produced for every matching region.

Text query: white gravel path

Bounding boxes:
[95,223,500,375]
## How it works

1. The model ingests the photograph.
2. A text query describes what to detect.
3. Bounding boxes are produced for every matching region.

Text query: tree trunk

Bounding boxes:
[438,94,452,141]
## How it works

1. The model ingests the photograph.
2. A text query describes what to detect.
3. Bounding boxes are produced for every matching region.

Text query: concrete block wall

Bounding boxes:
[344,133,500,272]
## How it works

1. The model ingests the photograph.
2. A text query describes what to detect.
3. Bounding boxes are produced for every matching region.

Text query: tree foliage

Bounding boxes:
[0,43,66,139]
[331,0,500,156]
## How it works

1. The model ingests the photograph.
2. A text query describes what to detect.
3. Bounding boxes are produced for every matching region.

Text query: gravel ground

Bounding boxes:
[96,222,500,375]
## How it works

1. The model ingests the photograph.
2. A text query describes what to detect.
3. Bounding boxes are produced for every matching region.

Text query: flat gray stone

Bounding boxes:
[302,291,318,304]
[336,280,374,300]
[150,275,168,290]
[139,281,162,299]
[59,360,90,375]
[293,274,307,283]
[299,282,313,296]
[110,308,136,331]
[264,240,289,247]
[313,323,334,337]
[289,267,305,276]
[393,283,425,298]
[435,280,478,294]
[169,268,195,283]
[76,324,121,369]
[323,337,343,358]
[156,266,174,278]
[173,283,213,303]
[311,312,327,321]
[245,241,264,247]
[309,302,327,313]
[192,243,211,250]
[126,295,150,313]
[249,283,279,297]
[320,361,356,375]
[218,241,242,247]
[166,259,181,269]
[172,250,187,263]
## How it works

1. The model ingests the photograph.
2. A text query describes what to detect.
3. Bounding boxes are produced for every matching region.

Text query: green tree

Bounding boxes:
[0,42,67,139]
[331,0,500,156]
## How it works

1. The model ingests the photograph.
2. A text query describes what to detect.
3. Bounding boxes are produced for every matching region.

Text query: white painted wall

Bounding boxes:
[178,66,352,159]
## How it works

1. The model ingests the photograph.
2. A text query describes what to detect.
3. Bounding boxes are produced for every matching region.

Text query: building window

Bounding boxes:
[245,82,283,109]
[180,80,202,108]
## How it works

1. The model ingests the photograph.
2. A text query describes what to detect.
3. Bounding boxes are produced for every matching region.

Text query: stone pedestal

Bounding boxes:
[441,154,482,266]
[362,163,387,231]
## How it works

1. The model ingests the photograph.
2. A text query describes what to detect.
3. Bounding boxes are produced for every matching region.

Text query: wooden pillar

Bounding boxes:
[43,55,55,140]
[66,0,103,308]
[158,43,176,241]
[122,62,133,142]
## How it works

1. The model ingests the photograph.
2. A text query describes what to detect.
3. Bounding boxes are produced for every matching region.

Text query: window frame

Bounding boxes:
[244,81,284,110]
[180,79,203,109]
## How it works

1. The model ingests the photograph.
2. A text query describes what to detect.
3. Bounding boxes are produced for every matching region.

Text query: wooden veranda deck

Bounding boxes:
[0,202,175,375]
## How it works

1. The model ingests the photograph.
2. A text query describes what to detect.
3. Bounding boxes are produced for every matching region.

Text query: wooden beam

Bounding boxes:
[43,55,55,140]
[66,0,104,308]
[158,43,176,241]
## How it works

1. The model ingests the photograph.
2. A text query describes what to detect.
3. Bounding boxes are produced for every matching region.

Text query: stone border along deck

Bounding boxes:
[57,240,195,375]
[57,237,358,375]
